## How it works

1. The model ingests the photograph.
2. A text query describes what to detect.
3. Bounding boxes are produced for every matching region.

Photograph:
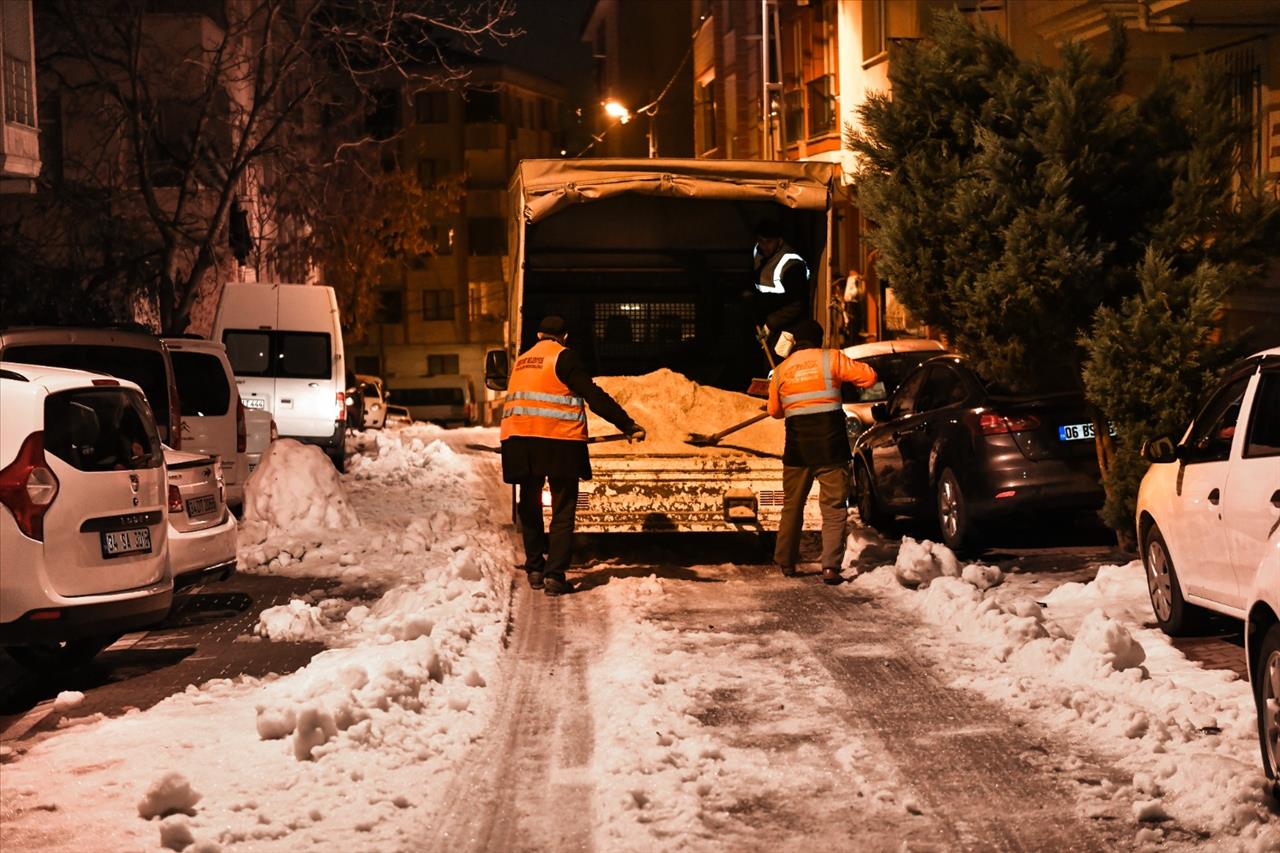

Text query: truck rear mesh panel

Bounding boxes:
[593,302,696,356]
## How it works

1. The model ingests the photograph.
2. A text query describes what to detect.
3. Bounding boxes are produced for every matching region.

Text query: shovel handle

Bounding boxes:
[755,325,778,371]
[587,433,631,444]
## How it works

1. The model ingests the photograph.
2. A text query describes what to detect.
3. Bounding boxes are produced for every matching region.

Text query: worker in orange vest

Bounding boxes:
[501,315,644,596]
[767,319,877,584]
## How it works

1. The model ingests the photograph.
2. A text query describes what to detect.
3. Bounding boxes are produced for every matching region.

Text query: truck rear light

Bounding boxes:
[995,490,1017,499]
[236,397,247,453]
[0,431,60,541]
[169,384,183,450]
[28,609,62,621]
[976,412,1041,435]
[336,391,346,422]
[168,484,185,513]
[541,488,552,508]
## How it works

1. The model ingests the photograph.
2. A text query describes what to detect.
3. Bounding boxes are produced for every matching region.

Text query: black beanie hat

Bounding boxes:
[538,315,568,336]
[791,319,824,346]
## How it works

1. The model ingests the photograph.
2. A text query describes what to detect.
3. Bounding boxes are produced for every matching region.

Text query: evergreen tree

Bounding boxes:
[849,9,1278,540]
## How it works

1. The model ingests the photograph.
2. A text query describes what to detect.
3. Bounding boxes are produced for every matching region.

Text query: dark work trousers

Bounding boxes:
[774,464,850,570]
[516,475,580,579]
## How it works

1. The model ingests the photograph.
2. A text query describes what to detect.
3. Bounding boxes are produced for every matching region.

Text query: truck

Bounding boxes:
[488,158,845,534]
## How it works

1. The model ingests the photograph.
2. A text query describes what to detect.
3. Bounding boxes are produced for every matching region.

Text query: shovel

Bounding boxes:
[687,410,770,447]
[466,433,634,453]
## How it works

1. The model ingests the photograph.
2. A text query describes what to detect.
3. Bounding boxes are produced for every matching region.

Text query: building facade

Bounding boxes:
[345,62,567,423]
[0,0,39,193]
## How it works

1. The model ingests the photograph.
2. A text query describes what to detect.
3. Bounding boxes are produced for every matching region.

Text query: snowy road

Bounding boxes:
[1,425,1274,852]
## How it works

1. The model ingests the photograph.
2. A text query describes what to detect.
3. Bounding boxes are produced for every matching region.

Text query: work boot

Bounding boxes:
[527,571,544,590]
[543,575,572,596]
[777,563,796,578]
[822,567,842,585]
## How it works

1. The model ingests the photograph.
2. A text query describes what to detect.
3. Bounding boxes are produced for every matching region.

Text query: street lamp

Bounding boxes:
[601,99,656,158]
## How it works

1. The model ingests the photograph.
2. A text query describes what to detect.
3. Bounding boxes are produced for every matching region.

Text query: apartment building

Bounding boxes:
[0,0,39,193]
[691,0,1279,344]
[346,61,566,422]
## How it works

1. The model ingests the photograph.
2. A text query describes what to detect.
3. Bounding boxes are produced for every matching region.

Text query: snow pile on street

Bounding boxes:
[857,544,1278,848]
[347,428,477,487]
[0,427,517,852]
[242,439,358,534]
[591,369,783,455]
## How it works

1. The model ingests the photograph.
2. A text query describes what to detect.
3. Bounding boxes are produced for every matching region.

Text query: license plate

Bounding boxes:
[1058,422,1116,441]
[186,495,217,517]
[242,397,267,409]
[101,527,152,558]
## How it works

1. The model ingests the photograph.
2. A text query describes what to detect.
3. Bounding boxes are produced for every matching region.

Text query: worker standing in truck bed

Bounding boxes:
[768,319,877,584]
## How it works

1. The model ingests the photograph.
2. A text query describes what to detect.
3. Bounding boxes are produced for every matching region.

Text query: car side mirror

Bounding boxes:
[484,349,509,392]
[1141,434,1179,464]
[871,403,889,423]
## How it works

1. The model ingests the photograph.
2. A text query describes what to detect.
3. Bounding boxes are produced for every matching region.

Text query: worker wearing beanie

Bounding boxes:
[767,319,877,583]
[501,315,645,596]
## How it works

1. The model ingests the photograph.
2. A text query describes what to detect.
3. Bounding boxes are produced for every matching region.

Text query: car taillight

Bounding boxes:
[336,391,346,422]
[168,484,184,513]
[541,488,552,508]
[169,384,183,450]
[976,412,1041,435]
[0,432,60,541]
[236,397,247,453]
[269,418,279,442]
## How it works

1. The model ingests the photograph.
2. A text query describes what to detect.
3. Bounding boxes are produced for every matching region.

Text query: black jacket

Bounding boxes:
[501,346,637,484]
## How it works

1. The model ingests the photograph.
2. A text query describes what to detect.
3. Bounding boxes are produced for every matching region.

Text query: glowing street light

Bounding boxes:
[603,100,632,124]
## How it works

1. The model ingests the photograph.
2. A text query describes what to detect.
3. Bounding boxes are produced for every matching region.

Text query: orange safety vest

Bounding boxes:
[499,339,588,442]
[774,348,843,418]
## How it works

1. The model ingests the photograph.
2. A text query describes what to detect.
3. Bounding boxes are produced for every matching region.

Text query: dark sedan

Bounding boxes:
[852,355,1105,550]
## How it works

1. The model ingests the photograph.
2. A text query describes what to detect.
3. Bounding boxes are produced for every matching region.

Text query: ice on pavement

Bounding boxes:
[864,536,1278,848]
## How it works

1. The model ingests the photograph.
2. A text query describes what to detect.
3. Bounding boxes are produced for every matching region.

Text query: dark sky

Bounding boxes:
[480,0,595,102]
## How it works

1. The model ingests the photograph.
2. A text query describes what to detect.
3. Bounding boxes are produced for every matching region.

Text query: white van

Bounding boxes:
[162,337,249,507]
[213,284,347,470]
[391,376,475,427]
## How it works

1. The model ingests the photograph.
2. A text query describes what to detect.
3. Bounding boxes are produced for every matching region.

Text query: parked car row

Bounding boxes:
[344,372,478,430]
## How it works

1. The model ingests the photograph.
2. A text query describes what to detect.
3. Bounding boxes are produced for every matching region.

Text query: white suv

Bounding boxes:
[1137,348,1279,634]
[0,363,173,668]
[162,337,249,508]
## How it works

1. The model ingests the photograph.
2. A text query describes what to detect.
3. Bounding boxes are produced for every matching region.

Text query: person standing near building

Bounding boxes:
[767,319,877,584]
[501,315,645,596]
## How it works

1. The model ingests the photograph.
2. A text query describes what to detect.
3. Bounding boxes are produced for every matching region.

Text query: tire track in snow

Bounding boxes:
[759,579,1135,852]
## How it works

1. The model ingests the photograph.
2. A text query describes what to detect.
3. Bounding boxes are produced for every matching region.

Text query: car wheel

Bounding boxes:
[5,634,118,670]
[936,467,977,552]
[1256,622,1280,789]
[1142,523,1204,636]
[854,459,893,534]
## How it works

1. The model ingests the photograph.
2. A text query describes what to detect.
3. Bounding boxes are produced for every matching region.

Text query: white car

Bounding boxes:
[840,338,947,441]
[357,373,387,429]
[0,362,173,668]
[1136,347,1279,635]
[163,447,236,590]
[1248,533,1279,791]
[163,337,249,508]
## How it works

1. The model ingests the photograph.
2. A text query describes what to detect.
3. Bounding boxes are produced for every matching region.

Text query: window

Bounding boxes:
[862,0,886,63]
[426,354,460,376]
[1185,374,1251,463]
[376,289,404,324]
[695,78,717,154]
[468,217,506,255]
[915,365,967,412]
[469,280,506,321]
[3,344,170,431]
[1244,371,1280,458]
[221,331,331,380]
[806,74,835,137]
[427,224,454,255]
[416,158,450,187]
[4,53,34,126]
[782,89,804,144]
[352,355,382,377]
[414,91,449,124]
[422,289,456,321]
[366,88,399,140]
[44,389,163,472]
[463,90,502,123]
[843,352,943,404]
[888,368,926,419]
[170,351,231,416]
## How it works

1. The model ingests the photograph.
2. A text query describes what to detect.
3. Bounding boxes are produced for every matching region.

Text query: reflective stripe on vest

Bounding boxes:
[499,339,588,441]
[755,249,809,295]
[778,349,843,418]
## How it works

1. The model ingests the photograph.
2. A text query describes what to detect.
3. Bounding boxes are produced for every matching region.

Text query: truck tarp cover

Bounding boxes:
[513,158,836,224]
